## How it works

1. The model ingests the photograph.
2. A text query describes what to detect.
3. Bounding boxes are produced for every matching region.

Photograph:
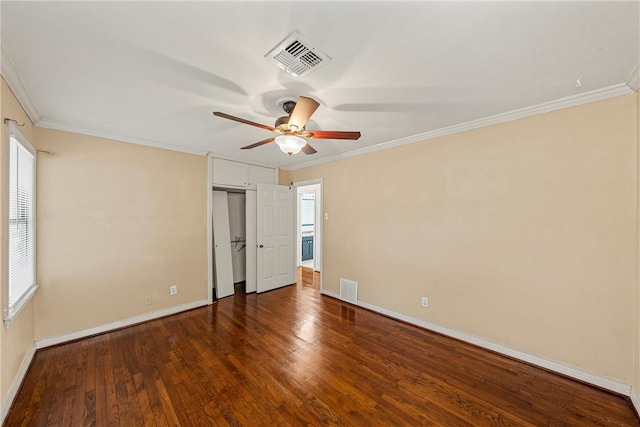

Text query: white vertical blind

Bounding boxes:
[6,128,37,321]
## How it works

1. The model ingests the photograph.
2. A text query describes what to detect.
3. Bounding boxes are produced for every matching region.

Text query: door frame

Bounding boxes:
[296,188,317,267]
[207,154,213,304]
[293,178,323,293]
[208,154,281,303]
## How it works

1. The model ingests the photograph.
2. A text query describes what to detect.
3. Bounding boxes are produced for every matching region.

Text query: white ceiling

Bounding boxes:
[1,1,638,169]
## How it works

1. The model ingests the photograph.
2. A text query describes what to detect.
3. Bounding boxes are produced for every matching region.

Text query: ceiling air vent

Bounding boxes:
[265,30,331,77]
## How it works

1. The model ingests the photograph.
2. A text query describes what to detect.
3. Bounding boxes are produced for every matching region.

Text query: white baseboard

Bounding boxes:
[0,342,36,425]
[320,290,631,396]
[631,387,640,418]
[36,299,210,349]
[322,289,340,299]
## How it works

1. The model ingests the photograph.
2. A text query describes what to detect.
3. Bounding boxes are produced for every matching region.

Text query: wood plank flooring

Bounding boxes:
[297,266,320,289]
[5,279,639,426]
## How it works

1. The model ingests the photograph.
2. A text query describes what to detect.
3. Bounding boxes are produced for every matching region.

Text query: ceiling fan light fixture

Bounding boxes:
[275,135,306,156]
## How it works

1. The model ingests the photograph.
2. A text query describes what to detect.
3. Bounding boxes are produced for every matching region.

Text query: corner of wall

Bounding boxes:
[0,76,37,414]
[631,386,640,420]
[627,66,640,92]
[0,343,35,425]
[278,168,291,186]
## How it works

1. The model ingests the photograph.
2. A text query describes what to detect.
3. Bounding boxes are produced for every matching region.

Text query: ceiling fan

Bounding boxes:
[213,96,361,156]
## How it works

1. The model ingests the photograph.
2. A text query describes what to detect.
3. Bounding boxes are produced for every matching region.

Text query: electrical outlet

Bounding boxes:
[421,297,429,307]
[144,296,152,306]
[170,285,178,296]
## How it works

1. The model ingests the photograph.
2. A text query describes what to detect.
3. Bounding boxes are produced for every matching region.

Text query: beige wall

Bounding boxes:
[0,78,36,402]
[0,76,208,408]
[33,128,208,340]
[278,168,290,186]
[290,94,638,384]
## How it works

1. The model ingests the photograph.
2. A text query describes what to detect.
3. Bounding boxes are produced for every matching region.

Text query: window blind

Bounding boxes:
[7,132,36,319]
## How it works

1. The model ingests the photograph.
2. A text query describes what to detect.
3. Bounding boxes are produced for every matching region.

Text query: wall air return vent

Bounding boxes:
[339,278,358,305]
[265,30,331,77]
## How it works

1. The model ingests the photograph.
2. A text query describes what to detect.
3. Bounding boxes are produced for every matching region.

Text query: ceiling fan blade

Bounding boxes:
[308,130,361,140]
[301,143,317,155]
[241,137,276,150]
[213,112,275,131]
[288,96,320,130]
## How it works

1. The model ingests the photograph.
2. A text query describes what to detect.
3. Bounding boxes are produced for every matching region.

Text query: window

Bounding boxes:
[4,122,37,325]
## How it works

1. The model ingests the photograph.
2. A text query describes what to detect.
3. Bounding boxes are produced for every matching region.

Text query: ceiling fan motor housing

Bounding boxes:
[275,100,301,132]
[282,100,296,114]
[275,116,290,130]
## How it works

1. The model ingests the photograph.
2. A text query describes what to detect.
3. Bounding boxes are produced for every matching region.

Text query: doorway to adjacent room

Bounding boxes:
[295,180,323,290]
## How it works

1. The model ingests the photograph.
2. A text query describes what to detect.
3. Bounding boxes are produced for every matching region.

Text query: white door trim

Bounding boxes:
[245,190,257,293]
[207,153,213,304]
[293,178,323,293]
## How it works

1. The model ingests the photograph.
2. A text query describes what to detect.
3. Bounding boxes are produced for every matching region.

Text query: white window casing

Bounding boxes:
[4,121,38,326]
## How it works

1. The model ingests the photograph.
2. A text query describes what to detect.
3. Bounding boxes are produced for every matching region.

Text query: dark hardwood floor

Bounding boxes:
[5,278,638,426]
[297,265,320,289]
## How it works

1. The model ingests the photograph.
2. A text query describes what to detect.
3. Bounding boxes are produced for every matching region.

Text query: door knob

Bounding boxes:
[259,244,264,248]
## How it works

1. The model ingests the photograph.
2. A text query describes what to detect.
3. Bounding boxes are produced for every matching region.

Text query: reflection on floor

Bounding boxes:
[234,281,245,294]
[297,266,320,289]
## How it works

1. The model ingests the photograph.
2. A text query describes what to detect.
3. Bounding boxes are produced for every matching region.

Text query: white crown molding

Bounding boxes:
[36,119,208,156]
[320,290,631,396]
[627,65,640,92]
[1,45,41,124]
[285,83,633,171]
[0,343,36,425]
[36,299,209,349]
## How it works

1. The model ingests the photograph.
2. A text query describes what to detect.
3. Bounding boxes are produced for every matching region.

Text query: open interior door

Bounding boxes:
[212,190,235,298]
[256,183,295,293]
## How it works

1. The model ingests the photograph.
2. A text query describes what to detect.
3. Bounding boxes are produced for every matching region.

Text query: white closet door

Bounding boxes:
[212,191,234,299]
[257,184,295,293]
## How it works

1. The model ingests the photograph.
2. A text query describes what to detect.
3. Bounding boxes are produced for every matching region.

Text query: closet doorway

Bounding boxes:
[212,183,295,299]
[212,189,258,299]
